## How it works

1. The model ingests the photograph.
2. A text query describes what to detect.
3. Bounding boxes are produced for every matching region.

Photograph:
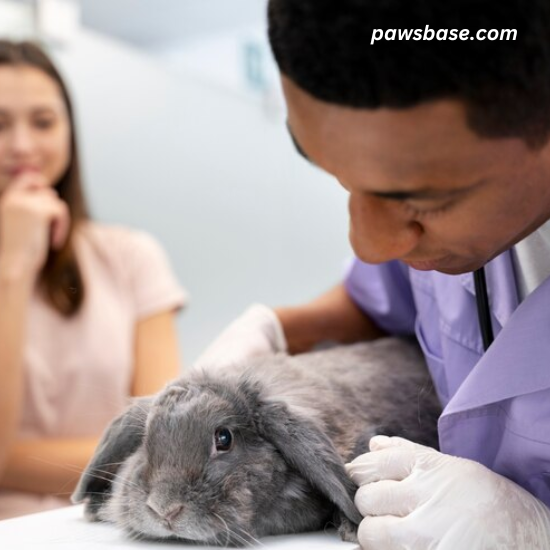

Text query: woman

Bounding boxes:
[0,40,187,519]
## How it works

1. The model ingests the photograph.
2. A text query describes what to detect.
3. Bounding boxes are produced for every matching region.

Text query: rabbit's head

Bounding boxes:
[73,373,361,545]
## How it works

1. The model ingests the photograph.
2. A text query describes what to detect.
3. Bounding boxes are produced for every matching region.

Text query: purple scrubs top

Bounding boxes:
[345,251,550,506]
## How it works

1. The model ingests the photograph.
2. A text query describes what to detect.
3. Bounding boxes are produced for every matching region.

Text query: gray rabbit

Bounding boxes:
[72,337,441,546]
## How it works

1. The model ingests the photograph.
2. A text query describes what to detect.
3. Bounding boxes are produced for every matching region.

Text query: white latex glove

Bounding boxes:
[346,435,550,550]
[194,304,287,370]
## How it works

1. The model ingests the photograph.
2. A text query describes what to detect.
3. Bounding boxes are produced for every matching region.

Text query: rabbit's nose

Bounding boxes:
[147,499,184,525]
[164,503,184,523]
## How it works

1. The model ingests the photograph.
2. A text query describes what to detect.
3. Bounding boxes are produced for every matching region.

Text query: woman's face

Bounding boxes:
[0,65,71,194]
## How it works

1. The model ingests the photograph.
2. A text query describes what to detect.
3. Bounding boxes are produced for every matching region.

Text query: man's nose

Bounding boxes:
[348,193,422,263]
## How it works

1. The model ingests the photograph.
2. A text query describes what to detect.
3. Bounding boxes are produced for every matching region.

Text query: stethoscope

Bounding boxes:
[474,267,494,351]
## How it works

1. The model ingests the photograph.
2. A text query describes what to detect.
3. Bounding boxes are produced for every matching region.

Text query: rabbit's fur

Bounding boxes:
[73,337,441,546]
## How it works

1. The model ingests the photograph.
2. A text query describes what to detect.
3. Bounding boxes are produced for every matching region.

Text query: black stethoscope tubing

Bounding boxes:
[474,267,494,351]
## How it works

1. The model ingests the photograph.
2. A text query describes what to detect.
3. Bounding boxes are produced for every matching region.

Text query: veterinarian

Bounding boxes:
[196,1,550,548]
[0,41,186,519]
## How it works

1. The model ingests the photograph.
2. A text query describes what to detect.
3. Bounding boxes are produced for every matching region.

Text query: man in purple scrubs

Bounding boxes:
[197,0,550,547]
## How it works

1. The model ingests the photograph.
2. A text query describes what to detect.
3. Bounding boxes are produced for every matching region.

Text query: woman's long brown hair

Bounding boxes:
[0,40,89,316]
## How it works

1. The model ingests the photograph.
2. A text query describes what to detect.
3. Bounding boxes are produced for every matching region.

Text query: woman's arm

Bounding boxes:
[0,310,182,496]
[0,271,34,474]
[0,175,71,475]
[0,437,99,495]
[131,309,182,396]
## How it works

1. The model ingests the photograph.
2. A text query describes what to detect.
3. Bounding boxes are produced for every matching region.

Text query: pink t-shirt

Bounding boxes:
[0,222,187,519]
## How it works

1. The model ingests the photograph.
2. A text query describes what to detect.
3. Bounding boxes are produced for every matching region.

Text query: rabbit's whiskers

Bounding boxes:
[212,512,263,548]
[88,468,146,494]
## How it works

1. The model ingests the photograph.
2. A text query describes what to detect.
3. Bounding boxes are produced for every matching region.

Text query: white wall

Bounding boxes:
[78,0,269,50]
[50,30,352,364]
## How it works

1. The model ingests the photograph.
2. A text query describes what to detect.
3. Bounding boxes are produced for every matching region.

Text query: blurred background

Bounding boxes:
[0,0,352,364]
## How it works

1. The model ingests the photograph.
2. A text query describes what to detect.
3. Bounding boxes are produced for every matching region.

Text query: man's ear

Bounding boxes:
[71,396,154,519]
[256,400,363,526]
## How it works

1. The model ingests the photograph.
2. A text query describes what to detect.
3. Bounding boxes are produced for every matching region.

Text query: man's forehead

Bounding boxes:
[282,76,525,194]
[288,119,488,198]
[283,77,472,153]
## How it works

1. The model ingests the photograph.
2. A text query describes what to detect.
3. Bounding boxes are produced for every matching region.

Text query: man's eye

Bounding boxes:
[404,200,455,218]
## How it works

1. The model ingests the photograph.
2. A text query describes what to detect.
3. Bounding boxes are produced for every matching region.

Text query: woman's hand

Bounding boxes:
[346,436,550,550]
[0,171,70,280]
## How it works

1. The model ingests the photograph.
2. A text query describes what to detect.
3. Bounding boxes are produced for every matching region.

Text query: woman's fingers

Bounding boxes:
[6,170,49,191]
[0,182,71,273]
[49,198,70,250]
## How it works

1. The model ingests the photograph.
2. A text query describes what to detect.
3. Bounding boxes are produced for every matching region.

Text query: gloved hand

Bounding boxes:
[194,304,287,370]
[346,435,550,550]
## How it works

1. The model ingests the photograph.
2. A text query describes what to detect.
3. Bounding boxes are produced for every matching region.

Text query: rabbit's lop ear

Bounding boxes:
[257,400,363,526]
[71,396,154,519]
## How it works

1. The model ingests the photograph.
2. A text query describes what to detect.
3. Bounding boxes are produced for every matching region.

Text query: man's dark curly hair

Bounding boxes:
[268,0,550,148]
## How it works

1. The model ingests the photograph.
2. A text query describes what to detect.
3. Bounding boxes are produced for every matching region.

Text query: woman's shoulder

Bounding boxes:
[79,221,162,252]
[76,221,187,314]
[80,220,150,242]
[77,221,170,271]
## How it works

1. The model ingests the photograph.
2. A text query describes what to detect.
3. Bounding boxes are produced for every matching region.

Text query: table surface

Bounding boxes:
[0,505,358,550]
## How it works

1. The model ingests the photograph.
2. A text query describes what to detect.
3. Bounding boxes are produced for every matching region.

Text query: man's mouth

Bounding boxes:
[404,257,451,271]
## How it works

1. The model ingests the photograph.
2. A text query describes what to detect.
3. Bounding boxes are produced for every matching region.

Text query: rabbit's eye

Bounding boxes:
[214,427,233,452]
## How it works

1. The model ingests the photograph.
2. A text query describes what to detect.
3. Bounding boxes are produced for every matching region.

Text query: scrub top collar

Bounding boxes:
[444,267,550,415]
